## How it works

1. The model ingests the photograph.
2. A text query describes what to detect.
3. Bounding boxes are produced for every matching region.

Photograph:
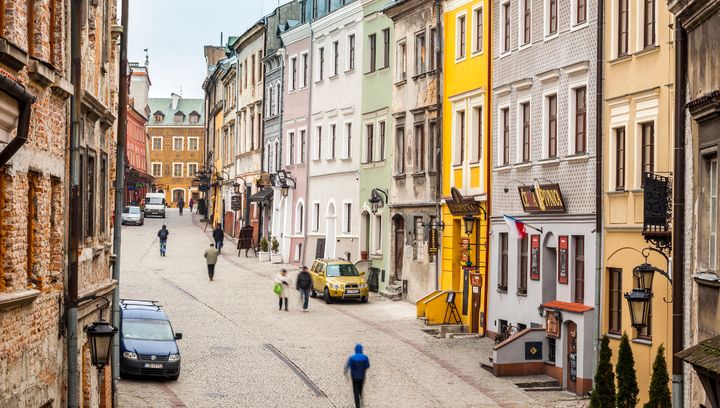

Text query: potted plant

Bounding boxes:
[258,236,270,261]
[270,237,282,263]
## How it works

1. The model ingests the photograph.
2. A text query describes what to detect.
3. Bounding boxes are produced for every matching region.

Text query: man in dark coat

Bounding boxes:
[212,224,224,253]
[177,197,185,215]
[296,266,313,312]
[157,225,169,256]
[344,344,370,408]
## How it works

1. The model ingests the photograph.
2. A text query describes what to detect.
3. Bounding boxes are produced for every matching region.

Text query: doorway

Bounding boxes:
[172,189,185,205]
[392,215,405,283]
[566,321,578,393]
[542,233,557,303]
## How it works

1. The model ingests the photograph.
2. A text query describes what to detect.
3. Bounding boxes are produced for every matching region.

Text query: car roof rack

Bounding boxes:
[120,299,162,308]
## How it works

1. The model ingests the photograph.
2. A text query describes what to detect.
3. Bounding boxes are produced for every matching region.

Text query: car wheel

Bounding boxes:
[323,288,333,304]
[360,296,368,303]
[169,373,179,381]
[310,289,317,298]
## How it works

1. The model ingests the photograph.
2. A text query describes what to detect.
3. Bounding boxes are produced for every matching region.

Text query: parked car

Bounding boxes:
[143,193,166,218]
[309,259,369,303]
[121,206,144,226]
[119,299,182,380]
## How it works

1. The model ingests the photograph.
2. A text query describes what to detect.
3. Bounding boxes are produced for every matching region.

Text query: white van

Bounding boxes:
[143,193,166,218]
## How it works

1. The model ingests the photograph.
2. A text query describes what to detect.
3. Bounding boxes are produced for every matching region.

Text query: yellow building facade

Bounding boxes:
[211,110,224,224]
[441,0,491,334]
[602,0,674,403]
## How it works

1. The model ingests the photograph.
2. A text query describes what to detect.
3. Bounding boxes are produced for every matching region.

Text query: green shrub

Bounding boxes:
[271,237,280,253]
[616,333,639,408]
[259,236,269,252]
[590,335,616,408]
[643,345,671,408]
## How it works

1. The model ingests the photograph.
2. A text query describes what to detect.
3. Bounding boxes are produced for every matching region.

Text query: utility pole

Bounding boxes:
[112,0,130,406]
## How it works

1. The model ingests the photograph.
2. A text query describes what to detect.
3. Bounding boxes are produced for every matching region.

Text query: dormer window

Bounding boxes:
[174,112,185,124]
[153,112,164,123]
[189,112,200,124]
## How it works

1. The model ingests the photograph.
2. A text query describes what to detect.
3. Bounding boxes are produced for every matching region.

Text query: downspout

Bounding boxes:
[434,0,442,292]
[67,0,83,406]
[277,52,286,251]
[258,28,267,243]
[301,22,314,268]
[482,0,492,336]
[671,19,686,408]
[0,76,36,166]
[111,1,129,406]
[592,0,604,380]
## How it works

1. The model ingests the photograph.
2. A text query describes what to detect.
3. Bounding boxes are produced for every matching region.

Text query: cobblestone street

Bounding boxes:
[118,210,588,407]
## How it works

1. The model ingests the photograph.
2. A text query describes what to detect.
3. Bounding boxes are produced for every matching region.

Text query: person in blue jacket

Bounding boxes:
[344,343,370,408]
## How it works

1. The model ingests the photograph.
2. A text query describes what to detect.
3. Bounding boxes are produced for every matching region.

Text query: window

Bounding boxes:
[314,126,323,160]
[520,0,531,45]
[368,34,377,72]
[576,0,587,24]
[301,0,307,23]
[173,163,183,177]
[379,122,386,161]
[548,95,557,158]
[429,28,437,71]
[330,124,337,159]
[152,162,162,177]
[333,41,339,76]
[290,57,298,90]
[382,29,390,68]
[519,236,529,294]
[374,215,383,253]
[398,41,407,81]
[318,47,325,80]
[188,137,198,151]
[471,106,482,163]
[349,34,356,70]
[312,0,318,19]
[502,108,509,165]
[615,128,626,190]
[548,338,556,363]
[414,123,425,172]
[343,203,352,233]
[187,163,198,177]
[313,202,320,232]
[174,112,184,124]
[521,102,530,162]
[428,121,438,172]
[608,268,622,334]
[296,203,304,234]
[473,6,484,53]
[154,113,163,123]
[618,0,628,56]
[251,55,256,85]
[152,137,162,150]
[415,32,426,74]
[300,129,307,164]
[366,124,374,163]
[641,122,654,185]
[325,0,330,13]
[455,110,465,165]
[395,126,405,175]
[710,158,718,271]
[100,155,107,234]
[173,137,184,150]
[502,2,510,52]
[413,217,423,259]
[84,155,95,237]
[573,236,585,303]
[456,15,466,59]
[643,0,656,48]
[345,123,353,159]
[499,233,508,290]
[289,132,296,165]
[574,87,587,154]
[548,0,558,35]
[302,53,309,87]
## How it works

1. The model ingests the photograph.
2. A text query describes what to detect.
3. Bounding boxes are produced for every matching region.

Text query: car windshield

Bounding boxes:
[145,197,165,205]
[326,264,359,277]
[123,207,140,214]
[122,319,174,341]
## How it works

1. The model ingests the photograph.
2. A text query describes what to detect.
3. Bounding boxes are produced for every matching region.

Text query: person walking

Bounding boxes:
[344,344,370,408]
[274,269,290,311]
[212,224,224,253]
[157,225,169,256]
[177,197,185,216]
[296,266,312,312]
[189,198,194,213]
[204,243,220,281]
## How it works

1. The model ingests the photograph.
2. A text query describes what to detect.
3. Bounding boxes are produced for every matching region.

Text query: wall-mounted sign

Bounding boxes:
[231,195,242,211]
[546,311,561,338]
[518,183,566,213]
[459,237,470,264]
[447,187,482,216]
[428,227,439,256]
[470,273,482,287]
[530,235,540,280]
[558,236,569,284]
[525,342,543,360]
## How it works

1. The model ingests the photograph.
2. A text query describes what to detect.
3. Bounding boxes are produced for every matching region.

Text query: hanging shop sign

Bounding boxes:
[518,183,566,213]
[447,187,482,216]
[459,237,470,264]
[530,235,540,280]
[470,273,482,287]
[558,236,569,284]
[546,311,561,338]
[428,227,440,256]
[231,195,242,211]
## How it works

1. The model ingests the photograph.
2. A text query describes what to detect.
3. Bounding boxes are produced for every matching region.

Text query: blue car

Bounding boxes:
[119,299,182,380]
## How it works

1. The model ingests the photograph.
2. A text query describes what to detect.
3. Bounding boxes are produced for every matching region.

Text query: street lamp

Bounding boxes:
[85,319,118,370]
[624,288,652,330]
[276,170,296,198]
[632,262,665,290]
[368,188,388,215]
[537,304,545,317]
[463,214,476,236]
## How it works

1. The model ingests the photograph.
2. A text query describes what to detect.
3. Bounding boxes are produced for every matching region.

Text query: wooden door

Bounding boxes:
[393,216,405,283]
[566,321,578,393]
[471,278,481,333]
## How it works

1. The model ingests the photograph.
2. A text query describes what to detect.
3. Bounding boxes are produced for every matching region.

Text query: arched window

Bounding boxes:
[274,140,279,172]
[295,201,304,234]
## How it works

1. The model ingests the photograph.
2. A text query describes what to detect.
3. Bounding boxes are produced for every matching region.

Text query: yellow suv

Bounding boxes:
[309,259,369,304]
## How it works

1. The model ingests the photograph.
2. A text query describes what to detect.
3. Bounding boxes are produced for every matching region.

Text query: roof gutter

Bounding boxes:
[0,74,37,167]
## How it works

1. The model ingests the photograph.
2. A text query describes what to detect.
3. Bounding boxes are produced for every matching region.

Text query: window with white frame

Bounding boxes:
[470,106,483,163]
[573,0,587,26]
[501,1,510,52]
[395,126,405,175]
[382,29,390,68]
[187,163,198,178]
[173,137,184,150]
[570,86,587,155]
[330,124,337,159]
[288,131,296,165]
[642,0,656,48]
[314,125,323,160]
[472,5,484,54]
[365,123,374,163]
[312,202,320,232]
[379,121,386,161]
[343,202,352,234]
[429,27,437,71]
[368,33,377,73]
[348,34,356,71]
[617,0,629,57]
[453,109,466,166]
[428,121,438,172]
[344,122,352,159]
[299,129,306,164]
[706,156,718,271]
[151,162,162,177]
[317,46,325,81]
[545,0,558,36]
[374,214,382,253]
[333,41,339,76]
[544,93,558,158]
[519,0,531,46]
[290,56,298,91]
[456,13,466,60]
[172,163,183,177]
[397,40,407,81]
[301,52,309,88]
[519,101,531,162]
[152,137,163,150]
[188,137,199,151]
[499,107,509,165]
[295,202,304,234]
[414,122,425,172]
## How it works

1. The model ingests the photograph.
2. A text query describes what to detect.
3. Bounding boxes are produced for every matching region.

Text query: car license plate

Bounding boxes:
[346,289,359,294]
[144,363,163,369]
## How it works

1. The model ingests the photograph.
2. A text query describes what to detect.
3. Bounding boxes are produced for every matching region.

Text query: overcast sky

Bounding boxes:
[127,0,291,99]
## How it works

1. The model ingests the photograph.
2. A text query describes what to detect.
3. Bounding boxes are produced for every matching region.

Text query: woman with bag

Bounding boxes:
[275,269,290,311]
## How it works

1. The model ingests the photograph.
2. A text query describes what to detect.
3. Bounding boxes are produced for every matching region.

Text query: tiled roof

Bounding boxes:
[677,335,720,375]
[148,97,205,126]
[542,300,594,314]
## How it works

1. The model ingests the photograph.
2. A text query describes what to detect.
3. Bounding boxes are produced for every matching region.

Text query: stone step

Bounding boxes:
[515,377,561,389]
[447,333,481,339]
[524,386,564,392]
[379,289,402,300]
[479,360,494,374]
[421,327,440,336]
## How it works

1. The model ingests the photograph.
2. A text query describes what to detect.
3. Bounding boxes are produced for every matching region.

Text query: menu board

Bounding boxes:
[530,235,540,280]
[558,235,569,284]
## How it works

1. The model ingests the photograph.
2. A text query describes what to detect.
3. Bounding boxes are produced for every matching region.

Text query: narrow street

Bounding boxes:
[117,210,587,407]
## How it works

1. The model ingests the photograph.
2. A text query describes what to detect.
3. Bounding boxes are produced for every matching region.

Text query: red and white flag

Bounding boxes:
[503,215,528,239]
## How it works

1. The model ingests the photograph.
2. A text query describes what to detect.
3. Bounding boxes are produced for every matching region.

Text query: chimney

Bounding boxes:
[171,93,181,110]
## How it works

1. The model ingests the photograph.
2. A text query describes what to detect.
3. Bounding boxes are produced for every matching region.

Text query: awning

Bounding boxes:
[249,188,273,202]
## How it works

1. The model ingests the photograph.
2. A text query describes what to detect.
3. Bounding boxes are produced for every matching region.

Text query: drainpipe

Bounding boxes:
[0,76,36,166]
[67,0,83,406]
[434,0,442,292]
[482,0,492,336]
[592,0,604,381]
[111,1,129,406]
[671,18,686,408]
[301,21,315,268]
